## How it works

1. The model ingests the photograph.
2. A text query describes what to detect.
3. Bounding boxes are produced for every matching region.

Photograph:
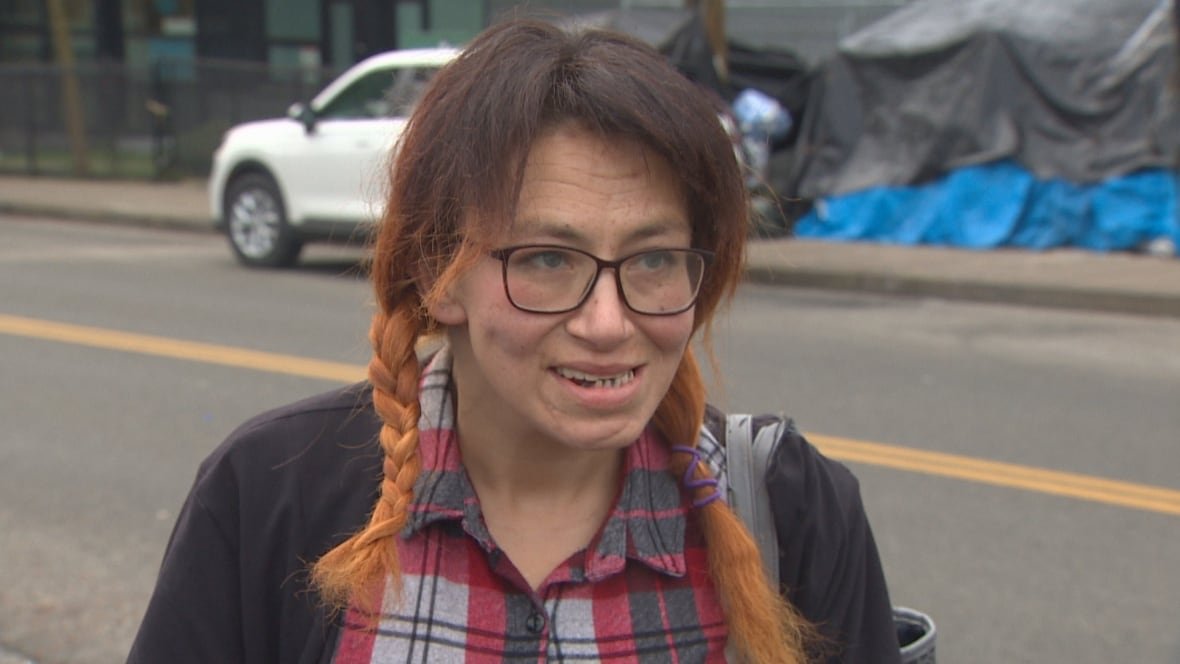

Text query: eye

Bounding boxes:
[633,250,679,271]
[512,247,575,271]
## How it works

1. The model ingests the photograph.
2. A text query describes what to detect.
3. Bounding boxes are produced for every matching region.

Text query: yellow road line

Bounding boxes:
[810,434,1180,517]
[4,313,1178,516]
[0,313,365,383]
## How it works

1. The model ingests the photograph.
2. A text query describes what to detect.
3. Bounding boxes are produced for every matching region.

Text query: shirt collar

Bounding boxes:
[403,345,693,579]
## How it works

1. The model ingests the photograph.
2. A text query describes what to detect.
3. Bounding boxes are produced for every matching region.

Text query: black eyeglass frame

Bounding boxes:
[488,244,715,316]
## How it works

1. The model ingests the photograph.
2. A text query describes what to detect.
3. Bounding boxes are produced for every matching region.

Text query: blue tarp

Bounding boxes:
[794,160,1179,252]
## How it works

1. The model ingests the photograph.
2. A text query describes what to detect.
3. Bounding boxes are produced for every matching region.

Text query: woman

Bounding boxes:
[129,18,900,664]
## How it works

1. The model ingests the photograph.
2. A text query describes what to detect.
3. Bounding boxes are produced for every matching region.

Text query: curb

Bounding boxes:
[7,200,1180,320]
[0,646,35,664]
[742,265,1180,319]
[0,203,215,235]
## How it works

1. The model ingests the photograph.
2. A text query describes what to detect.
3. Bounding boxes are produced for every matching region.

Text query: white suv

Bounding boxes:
[209,47,458,267]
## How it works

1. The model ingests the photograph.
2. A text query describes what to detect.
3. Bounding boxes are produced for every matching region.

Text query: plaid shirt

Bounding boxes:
[334,347,732,663]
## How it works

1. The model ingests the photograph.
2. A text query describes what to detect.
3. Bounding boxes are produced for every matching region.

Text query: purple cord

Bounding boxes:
[670,445,722,508]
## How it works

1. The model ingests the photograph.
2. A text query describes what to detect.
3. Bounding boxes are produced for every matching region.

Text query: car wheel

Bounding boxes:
[223,172,303,267]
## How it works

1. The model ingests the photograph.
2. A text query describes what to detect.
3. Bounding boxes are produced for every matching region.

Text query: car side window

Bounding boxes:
[384,67,437,116]
[318,66,439,120]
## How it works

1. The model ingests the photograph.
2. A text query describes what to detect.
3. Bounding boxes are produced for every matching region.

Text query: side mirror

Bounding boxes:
[287,102,317,134]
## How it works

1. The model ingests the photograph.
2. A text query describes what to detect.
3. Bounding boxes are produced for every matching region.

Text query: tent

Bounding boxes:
[565,8,810,121]
[788,0,1180,252]
[566,8,813,234]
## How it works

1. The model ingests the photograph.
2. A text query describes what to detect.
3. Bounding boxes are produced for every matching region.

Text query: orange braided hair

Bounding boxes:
[311,300,424,616]
[655,349,819,662]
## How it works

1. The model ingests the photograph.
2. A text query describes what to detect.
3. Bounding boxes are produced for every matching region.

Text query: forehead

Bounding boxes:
[511,124,689,243]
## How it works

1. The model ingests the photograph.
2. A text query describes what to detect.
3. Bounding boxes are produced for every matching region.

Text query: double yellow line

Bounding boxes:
[810,434,1180,516]
[3,312,1178,517]
[0,313,365,383]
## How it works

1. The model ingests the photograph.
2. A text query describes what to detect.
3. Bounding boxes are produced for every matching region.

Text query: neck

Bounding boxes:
[458,427,625,510]
[457,425,627,590]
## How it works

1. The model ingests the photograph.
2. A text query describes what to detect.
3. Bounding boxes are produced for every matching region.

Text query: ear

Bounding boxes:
[426,286,467,325]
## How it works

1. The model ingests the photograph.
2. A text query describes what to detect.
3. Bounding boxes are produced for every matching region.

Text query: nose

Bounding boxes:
[564,268,633,345]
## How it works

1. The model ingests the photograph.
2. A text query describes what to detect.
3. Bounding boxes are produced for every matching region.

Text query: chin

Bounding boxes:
[551,414,652,452]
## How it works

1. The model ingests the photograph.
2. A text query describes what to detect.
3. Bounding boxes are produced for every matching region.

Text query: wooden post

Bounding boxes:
[702,0,727,83]
[46,0,90,176]
[684,0,728,83]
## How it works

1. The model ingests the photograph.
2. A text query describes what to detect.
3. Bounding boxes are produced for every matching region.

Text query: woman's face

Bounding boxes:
[431,123,696,455]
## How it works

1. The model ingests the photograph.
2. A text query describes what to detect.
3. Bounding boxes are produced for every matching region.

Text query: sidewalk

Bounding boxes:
[3,174,1180,318]
[0,645,34,664]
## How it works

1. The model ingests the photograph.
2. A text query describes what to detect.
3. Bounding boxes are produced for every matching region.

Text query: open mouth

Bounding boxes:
[555,366,637,388]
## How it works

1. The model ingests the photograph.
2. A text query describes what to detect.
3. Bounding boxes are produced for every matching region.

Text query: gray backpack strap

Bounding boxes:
[725,414,784,588]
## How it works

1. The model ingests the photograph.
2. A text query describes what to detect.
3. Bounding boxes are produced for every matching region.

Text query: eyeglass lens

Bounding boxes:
[501,246,706,314]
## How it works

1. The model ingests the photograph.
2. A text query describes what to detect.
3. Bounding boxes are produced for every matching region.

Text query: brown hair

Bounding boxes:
[312,17,816,662]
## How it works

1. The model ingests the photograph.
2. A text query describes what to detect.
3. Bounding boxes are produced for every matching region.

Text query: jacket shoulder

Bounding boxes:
[199,381,381,481]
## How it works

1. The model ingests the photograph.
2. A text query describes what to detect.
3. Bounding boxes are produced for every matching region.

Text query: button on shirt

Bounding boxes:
[333,349,728,663]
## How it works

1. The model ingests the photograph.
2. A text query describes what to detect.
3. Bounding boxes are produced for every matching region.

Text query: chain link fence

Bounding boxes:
[0,59,337,180]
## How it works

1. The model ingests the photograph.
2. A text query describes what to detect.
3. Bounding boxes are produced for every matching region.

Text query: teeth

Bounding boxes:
[556,367,635,388]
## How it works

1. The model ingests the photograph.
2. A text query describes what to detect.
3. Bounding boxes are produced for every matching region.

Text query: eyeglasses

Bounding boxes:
[488,244,714,315]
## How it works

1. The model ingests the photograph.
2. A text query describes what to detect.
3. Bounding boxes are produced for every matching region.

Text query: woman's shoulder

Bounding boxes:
[129,384,381,662]
[704,404,863,520]
[210,382,376,458]
[193,382,383,505]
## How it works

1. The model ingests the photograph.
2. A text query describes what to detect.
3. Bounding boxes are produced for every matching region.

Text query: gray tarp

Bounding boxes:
[789,0,1180,199]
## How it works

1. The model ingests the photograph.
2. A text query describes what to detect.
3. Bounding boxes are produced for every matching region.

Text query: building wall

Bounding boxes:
[398,0,485,49]
[0,0,49,61]
[194,0,265,62]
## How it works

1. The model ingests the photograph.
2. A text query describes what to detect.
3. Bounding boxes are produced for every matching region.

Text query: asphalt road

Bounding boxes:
[1,215,1178,664]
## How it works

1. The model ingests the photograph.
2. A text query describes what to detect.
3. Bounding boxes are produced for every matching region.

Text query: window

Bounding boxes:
[318,65,439,119]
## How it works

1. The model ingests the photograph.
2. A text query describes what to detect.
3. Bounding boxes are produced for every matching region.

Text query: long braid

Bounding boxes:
[655,349,817,663]
[311,297,425,615]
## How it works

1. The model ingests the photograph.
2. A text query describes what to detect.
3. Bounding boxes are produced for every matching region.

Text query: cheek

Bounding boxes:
[642,313,696,353]
[484,324,536,357]
[475,303,551,358]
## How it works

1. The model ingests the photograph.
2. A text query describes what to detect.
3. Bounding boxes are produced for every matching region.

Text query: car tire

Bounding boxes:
[223,172,303,268]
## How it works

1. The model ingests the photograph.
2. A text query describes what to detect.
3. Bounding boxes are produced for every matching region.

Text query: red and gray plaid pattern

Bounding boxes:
[334,347,732,663]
